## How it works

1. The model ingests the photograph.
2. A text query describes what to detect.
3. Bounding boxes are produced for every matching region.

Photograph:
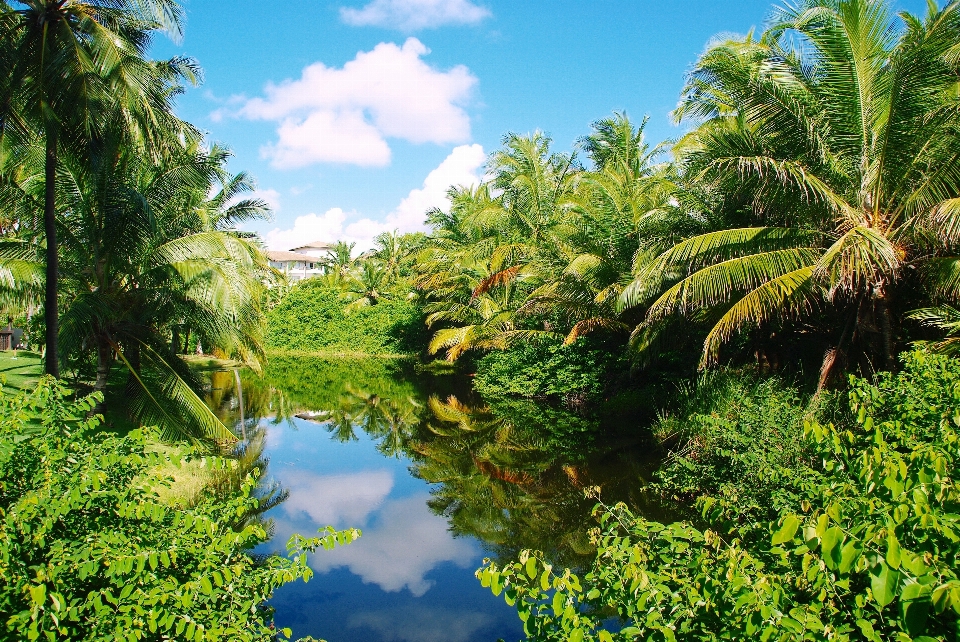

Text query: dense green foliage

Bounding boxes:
[651,373,815,532]
[0,379,357,641]
[480,350,960,640]
[266,280,425,355]
[0,0,275,440]
[473,338,624,406]
[409,0,960,389]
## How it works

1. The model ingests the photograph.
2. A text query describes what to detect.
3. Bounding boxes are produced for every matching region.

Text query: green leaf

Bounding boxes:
[870,562,901,608]
[526,557,538,580]
[772,515,802,545]
[839,539,863,574]
[886,535,902,569]
[29,585,46,608]
[820,526,844,571]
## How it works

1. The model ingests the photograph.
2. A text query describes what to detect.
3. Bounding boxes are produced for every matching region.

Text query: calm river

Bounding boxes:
[202,355,659,642]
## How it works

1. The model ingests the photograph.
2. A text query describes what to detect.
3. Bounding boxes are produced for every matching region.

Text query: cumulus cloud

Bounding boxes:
[310,495,476,596]
[263,208,348,251]
[340,0,491,31]
[349,606,492,642]
[231,39,476,168]
[243,188,282,212]
[280,469,394,527]
[261,144,485,252]
[344,143,485,246]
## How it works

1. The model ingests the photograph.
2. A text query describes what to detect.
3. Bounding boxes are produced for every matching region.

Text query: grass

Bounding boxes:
[0,350,43,390]
[0,350,217,507]
[147,442,213,506]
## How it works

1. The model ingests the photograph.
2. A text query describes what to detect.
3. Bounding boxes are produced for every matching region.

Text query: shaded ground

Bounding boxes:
[0,350,42,390]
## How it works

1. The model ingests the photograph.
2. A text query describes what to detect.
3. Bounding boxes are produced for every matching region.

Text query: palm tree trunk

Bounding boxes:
[877,289,897,371]
[91,335,112,416]
[44,129,59,378]
[818,297,863,391]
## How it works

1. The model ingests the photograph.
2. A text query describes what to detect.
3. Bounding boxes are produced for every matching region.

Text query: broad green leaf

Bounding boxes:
[870,562,901,608]
[772,515,802,545]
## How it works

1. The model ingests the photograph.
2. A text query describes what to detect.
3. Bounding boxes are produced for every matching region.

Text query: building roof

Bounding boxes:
[266,250,318,263]
[289,240,334,252]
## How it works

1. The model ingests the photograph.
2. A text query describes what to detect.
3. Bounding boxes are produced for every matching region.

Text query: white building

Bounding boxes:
[265,241,337,283]
[266,250,323,282]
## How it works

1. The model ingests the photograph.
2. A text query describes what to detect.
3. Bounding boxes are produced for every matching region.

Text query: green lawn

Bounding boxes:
[0,350,43,391]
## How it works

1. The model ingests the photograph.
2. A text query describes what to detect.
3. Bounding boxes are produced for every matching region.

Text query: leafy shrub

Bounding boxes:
[480,350,960,640]
[0,379,357,642]
[473,339,624,407]
[266,280,426,355]
[652,372,816,539]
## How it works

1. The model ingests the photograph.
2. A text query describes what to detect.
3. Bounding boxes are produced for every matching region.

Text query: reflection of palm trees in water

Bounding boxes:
[201,359,659,564]
[409,395,604,565]
[207,423,289,532]
[323,384,423,458]
[203,370,289,532]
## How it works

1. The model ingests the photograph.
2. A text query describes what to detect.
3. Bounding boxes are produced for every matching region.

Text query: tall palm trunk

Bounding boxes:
[92,334,112,416]
[44,128,59,378]
[876,288,897,371]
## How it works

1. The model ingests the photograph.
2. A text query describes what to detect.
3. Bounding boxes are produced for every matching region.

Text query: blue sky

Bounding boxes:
[153,0,928,251]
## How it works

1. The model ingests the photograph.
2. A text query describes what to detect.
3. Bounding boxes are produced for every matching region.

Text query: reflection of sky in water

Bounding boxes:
[257,418,524,642]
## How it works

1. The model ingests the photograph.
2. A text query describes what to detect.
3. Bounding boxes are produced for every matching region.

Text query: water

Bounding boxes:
[202,356,660,642]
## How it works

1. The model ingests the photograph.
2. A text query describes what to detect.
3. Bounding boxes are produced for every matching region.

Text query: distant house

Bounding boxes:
[266,250,323,283]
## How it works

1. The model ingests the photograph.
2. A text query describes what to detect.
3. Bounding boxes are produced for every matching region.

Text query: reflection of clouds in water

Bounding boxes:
[281,469,394,527]
[311,495,476,596]
[349,606,491,642]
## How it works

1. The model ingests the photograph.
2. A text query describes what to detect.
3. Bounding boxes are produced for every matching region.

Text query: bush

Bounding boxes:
[473,338,624,407]
[651,372,816,539]
[480,350,960,640]
[266,280,426,355]
[0,379,357,642]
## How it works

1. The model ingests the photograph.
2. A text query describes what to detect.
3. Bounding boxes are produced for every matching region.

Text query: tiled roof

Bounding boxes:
[290,240,334,252]
[266,250,318,263]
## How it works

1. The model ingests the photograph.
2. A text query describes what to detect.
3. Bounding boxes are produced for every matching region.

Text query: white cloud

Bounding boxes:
[260,145,485,252]
[341,0,491,31]
[280,469,394,527]
[344,143,485,247]
[309,494,476,596]
[267,111,391,168]
[349,607,492,642]
[263,208,348,251]
[232,39,476,168]
[243,189,282,212]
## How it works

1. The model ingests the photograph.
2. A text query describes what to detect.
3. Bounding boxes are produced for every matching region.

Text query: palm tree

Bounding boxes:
[320,241,356,285]
[417,134,581,359]
[622,0,960,382]
[341,260,392,312]
[522,114,675,344]
[0,0,193,377]
[4,125,272,441]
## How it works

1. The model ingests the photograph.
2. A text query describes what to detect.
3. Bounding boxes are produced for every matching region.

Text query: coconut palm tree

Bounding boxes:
[341,260,393,312]
[622,0,960,383]
[521,114,677,344]
[0,0,194,377]
[319,241,356,285]
[4,123,272,441]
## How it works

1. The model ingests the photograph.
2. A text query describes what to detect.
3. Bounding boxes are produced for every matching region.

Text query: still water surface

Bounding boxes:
[203,356,657,642]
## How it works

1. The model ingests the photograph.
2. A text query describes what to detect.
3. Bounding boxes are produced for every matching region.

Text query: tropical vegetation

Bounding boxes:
[0,378,357,642]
